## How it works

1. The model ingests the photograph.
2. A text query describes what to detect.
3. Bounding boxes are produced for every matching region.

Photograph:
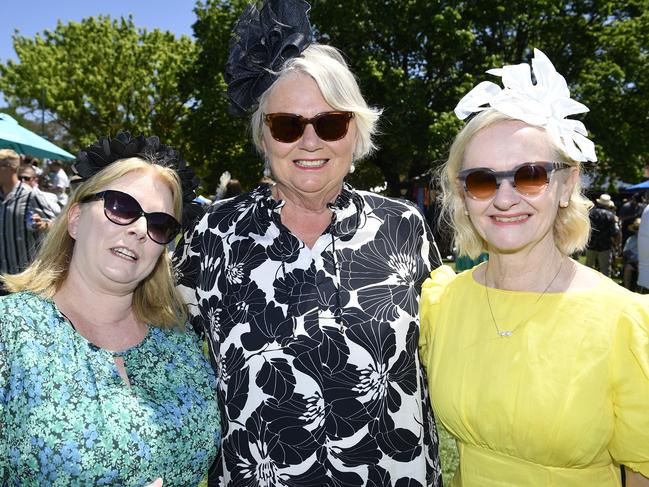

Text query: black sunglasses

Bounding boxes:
[264,111,354,143]
[458,162,568,200]
[80,190,180,245]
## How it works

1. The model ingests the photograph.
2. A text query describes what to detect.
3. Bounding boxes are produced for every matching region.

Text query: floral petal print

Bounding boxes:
[242,301,293,350]
[173,183,443,486]
[256,357,296,403]
[0,292,220,485]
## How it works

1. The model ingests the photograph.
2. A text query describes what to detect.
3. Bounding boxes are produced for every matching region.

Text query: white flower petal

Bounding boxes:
[499,63,534,93]
[454,81,501,119]
[551,98,590,119]
[531,49,570,99]
[454,48,596,163]
[572,132,597,162]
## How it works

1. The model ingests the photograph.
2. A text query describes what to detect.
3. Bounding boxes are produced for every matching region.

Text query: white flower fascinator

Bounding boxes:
[454,48,597,162]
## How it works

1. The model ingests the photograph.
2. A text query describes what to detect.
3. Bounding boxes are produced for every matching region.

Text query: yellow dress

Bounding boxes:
[420,265,649,486]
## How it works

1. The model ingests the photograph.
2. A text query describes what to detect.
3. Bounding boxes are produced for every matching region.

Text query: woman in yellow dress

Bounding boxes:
[420,49,649,486]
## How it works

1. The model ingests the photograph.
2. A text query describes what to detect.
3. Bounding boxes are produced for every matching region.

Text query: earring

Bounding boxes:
[349,162,356,174]
[263,157,271,178]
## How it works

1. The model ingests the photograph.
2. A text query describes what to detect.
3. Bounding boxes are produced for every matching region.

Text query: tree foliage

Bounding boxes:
[312,0,649,190]
[1,2,646,192]
[184,0,648,194]
[179,0,257,194]
[0,16,195,151]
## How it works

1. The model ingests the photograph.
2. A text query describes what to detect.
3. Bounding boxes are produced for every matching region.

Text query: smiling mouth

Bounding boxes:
[111,247,138,261]
[493,215,529,223]
[293,159,328,168]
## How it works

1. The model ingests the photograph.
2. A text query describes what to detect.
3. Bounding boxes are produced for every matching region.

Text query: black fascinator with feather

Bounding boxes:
[225,0,312,116]
[73,131,202,227]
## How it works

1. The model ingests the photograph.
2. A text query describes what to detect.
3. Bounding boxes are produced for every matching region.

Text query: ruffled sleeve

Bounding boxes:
[608,295,649,477]
[419,265,457,375]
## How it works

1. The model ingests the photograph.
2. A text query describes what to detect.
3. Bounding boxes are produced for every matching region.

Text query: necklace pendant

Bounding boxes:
[499,330,513,337]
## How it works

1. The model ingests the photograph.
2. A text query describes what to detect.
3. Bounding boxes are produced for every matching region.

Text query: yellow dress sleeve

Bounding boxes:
[609,295,649,477]
[419,265,456,374]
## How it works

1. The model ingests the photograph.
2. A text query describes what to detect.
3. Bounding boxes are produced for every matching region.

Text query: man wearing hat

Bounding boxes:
[585,193,618,276]
[0,149,58,294]
[622,218,641,290]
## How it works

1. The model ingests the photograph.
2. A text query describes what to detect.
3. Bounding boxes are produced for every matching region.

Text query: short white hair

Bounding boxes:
[251,44,382,161]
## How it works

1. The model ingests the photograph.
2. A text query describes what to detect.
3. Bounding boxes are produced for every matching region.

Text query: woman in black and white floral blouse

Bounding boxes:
[173,1,443,485]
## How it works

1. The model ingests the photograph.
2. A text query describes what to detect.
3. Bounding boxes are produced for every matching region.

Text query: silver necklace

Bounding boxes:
[484,258,564,338]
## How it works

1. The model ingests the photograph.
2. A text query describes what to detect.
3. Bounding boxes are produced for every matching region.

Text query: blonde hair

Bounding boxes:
[2,157,187,329]
[0,149,20,169]
[251,44,382,161]
[440,110,592,259]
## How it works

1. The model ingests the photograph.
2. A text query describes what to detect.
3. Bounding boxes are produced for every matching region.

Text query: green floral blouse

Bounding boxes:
[0,291,220,486]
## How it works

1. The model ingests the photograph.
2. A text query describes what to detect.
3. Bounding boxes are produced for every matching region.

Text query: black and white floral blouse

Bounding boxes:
[174,183,443,487]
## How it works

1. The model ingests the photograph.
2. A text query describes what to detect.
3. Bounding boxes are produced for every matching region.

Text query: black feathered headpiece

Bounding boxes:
[225,0,312,116]
[73,132,202,226]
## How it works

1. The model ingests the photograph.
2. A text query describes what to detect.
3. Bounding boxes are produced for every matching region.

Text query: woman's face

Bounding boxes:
[261,72,357,204]
[67,169,175,295]
[461,121,577,256]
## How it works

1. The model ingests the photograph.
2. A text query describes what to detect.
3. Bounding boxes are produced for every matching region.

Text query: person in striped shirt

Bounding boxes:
[0,149,58,291]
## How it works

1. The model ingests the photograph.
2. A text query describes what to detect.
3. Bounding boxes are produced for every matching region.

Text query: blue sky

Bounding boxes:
[1,0,198,64]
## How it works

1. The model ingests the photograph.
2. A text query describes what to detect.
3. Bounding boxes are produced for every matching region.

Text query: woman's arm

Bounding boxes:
[625,467,649,487]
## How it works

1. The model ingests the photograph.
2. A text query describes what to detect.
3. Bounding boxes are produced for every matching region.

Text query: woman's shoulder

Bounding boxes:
[0,291,52,321]
[0,291,60,346]
[147,323,204,355]
[356,189,424,214]
[421,265,471,305]
[567,263,649,329]
[571,263,643,303]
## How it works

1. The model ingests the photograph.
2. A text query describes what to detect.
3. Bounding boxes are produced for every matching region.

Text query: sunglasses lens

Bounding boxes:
[268,115,304,142]
[314,113,350,141]
[146,213,180,244]
[514,165,549,195]
[104,191,142,223]
[102,191,179,244]
[465,170,497,199]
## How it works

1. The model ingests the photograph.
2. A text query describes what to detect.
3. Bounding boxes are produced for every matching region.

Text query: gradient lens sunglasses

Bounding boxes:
[80,189,180,245]
[264,111,354,143]
[458,162,569,200]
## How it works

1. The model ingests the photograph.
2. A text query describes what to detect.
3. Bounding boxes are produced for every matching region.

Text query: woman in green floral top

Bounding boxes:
[0,133,220,486]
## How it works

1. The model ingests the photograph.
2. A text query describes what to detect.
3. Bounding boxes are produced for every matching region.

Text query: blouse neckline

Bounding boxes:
[467,262,610,297]
[43,294,154,356]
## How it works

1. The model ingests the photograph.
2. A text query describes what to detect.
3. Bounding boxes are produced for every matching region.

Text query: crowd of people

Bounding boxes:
[1,1,647,486]
[585,191,648,291]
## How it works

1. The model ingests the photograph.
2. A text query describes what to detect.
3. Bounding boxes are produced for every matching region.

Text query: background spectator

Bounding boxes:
[0,149,57,293]
[586,193,618,276]
[637,205,649,292]
[622,218,640,291]
[17,164,61,213]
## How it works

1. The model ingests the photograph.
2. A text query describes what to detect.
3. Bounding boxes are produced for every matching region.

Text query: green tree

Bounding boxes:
[184,0,648,194]
[179,0,256,194]
[0,16,195,152]
[454,0,649,183]
[311,0,474,194]
[313,0,649,192]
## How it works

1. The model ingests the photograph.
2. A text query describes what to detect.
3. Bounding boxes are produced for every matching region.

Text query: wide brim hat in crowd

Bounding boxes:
[596,194,613,207]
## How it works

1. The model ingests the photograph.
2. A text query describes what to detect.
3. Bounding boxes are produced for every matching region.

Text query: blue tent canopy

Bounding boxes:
[0,113,74,160]
[626,180,649,191]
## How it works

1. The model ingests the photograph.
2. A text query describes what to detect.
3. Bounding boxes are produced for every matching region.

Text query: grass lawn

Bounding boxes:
[439,423,459,482]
